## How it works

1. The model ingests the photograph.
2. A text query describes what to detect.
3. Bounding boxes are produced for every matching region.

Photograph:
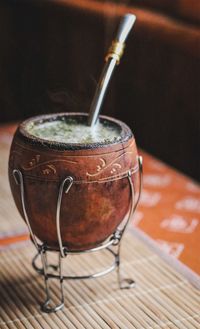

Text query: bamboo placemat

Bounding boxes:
[0,233,200,329]
[1,128,200,328]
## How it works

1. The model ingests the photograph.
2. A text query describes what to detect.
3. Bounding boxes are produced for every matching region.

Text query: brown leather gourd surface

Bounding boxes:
[9,113,139,250]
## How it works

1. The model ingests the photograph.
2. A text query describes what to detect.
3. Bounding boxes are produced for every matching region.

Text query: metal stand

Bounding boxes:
[13,156,142,313]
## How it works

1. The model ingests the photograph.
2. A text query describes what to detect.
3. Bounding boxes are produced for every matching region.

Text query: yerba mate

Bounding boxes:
[27,118,122,144]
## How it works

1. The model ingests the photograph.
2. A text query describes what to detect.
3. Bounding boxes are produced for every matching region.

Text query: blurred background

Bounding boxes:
[0,0,199,181]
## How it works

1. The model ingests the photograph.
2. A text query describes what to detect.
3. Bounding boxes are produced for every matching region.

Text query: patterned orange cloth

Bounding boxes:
[135,150,200,275]
[0,124,199,275]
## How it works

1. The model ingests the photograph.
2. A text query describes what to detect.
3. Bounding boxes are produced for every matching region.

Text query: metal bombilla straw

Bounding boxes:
[88,13,136,127]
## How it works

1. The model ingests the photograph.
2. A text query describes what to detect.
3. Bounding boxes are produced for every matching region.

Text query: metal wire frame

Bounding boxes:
[12,155,143,313]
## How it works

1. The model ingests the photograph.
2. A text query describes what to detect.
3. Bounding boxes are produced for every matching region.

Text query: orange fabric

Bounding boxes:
[134,150,200,275]
[0,234,29,247]
[0,124,199,275]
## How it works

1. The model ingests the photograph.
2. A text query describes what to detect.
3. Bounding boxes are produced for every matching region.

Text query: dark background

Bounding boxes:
[0,0,199,181]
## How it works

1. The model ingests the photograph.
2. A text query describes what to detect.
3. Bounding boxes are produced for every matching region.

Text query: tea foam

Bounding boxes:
[27,118,122,144]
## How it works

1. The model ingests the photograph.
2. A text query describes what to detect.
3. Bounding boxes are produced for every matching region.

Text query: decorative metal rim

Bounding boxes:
[32,234,119,255]
[32,246,118,281]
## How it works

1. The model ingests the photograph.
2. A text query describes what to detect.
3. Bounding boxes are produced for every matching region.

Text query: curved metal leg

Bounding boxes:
[40,176,73,312]
[40,247,65,313]
[13,170,74,313]
[13,169,40,251]
[32,249,58,274]
[56,176,73,258]
[116,155,143,289]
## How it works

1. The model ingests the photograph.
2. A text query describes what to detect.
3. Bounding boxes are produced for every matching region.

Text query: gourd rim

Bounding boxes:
[19,112,133,151]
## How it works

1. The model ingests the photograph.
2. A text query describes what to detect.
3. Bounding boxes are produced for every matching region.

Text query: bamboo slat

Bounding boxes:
[0,233,199,329]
